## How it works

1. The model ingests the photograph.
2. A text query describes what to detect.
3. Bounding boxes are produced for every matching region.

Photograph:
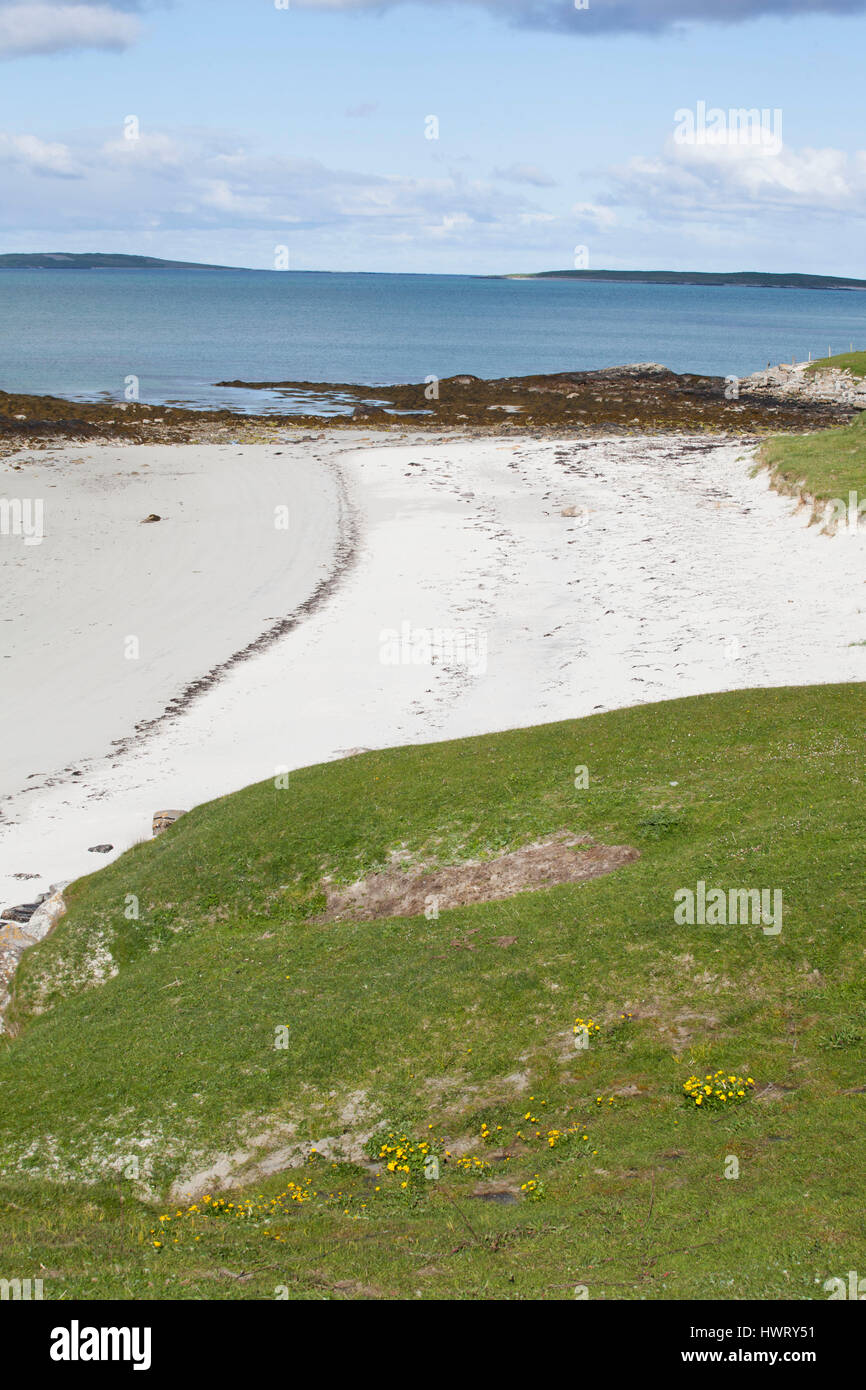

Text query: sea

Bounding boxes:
[2,268,865,416]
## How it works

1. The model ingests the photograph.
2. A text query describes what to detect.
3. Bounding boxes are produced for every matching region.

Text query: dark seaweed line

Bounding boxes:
[109,454,361,757]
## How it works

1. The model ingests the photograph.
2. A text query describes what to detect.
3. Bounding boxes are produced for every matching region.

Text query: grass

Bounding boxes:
[806,350,866,378]
[759,407,866,512]
[2,684,866,1300]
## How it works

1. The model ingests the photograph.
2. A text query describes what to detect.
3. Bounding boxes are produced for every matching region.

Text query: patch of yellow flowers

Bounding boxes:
[513,1120,592,1150]
[479,1095,598,1155]
[573,1016,601,1039]
[683,1070,755,1111]
[479,1121,504,1143]
[148,1182,315,1248]
[543,1125,591,1150]
[453,1154,491,1172]
[375,1130,443,1189]
[520,1175,545,1201]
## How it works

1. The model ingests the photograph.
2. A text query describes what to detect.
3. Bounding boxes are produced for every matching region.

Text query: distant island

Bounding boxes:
[501,269,866,291]
[3,256,865,290]
[0,252,241,270]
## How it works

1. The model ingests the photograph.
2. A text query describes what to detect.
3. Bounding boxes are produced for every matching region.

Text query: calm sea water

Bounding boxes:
[2,268,865,415]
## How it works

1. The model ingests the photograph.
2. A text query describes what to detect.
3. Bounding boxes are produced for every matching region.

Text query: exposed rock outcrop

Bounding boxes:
[0,887,68,1033]
[741,361,866,409]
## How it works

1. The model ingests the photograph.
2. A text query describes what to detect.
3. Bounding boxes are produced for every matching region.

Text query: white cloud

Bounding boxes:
[0,126,545,250]
[493,162,556,187]
[3,118,864,274]
[0,3,140,59]
[572,200,617,228]
[0,130,81,175]
[197,178,273,219]
[101,130,188,169]
[291,0,866,34]
[609,138,866,219]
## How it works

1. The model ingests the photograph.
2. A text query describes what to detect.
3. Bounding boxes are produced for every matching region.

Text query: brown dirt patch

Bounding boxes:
[320,832,639,923]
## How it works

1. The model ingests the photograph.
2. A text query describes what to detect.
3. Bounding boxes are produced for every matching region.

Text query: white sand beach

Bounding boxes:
[1,429,864,909]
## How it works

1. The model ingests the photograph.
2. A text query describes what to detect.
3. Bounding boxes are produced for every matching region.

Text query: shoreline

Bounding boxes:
[0,440,353,805]
[2,427,865,918]
[1,362,859,443]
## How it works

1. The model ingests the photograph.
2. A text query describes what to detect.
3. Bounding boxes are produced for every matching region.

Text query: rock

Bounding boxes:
[88,844,113,853]
[152,809,187,836]
[140,514,162,523]
[1,904,38,923]
[740,360,866,409]
[17,890,67,946]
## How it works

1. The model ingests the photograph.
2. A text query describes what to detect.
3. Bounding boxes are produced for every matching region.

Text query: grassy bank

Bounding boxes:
[759,408,866,511]
[806,350,866,378]
[2,684,865,1300]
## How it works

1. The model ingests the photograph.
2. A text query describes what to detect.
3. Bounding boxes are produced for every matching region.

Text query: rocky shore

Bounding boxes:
[740,359,866,409]
[1,361,859,451]
[215,363,858,434]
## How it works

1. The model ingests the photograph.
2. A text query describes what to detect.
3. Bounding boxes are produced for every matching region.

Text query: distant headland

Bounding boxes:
[2,256,865,289]
[501,269,866,291]
[3,254,861,289]
[0,252,241,270]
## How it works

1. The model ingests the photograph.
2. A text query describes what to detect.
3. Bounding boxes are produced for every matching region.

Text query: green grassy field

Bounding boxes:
[806,350,866,378]
[2,684,866,1301]
[759,407,866,512]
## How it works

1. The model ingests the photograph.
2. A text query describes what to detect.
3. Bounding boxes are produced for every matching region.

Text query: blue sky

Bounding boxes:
[1,0,865,274]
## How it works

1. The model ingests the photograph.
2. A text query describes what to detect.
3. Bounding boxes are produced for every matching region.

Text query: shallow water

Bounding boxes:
[1,268,865,413]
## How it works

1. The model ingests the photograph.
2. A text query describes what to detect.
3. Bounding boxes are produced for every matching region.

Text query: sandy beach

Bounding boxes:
[1,428,864,909]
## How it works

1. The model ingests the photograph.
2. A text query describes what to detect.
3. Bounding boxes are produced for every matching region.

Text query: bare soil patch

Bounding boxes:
[321,832,639,923]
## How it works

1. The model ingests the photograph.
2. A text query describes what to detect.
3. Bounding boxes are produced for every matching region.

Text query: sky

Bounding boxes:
[0,0,865,274]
